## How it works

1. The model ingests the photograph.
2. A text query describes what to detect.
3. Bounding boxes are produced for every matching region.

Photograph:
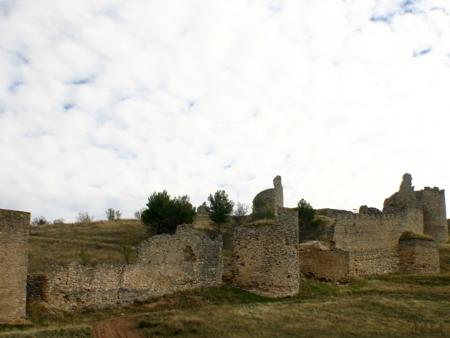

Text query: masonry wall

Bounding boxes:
[45,225,222,310]
[298,243,350,281]
[416,188,448,243]
[333,209,424,277]
[399,237,440,274]
[231,208,299,298]
[0,209,30,324]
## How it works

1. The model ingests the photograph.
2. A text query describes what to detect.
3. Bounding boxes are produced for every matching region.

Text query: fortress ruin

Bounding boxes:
[0,173,447,321]
[0,209,30,324]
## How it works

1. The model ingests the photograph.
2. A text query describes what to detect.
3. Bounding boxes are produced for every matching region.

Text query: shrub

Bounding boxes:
[76,212,93,223]
[298,198,316,227]
[52,218,65,225]
[141,191,196,234]
[208,190,234,225]
[233,202,249,225]
[31,216,48,226]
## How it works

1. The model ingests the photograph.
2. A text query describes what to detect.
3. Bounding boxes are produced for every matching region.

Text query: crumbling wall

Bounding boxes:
[45,225,222,310]
[192,205,215,230]
[252,175,283,218]
[231,208,299,298]
[416,188,448,243]
[298,242,350,281]
[384,174,448,243]
[333,209,424,276]
[399,234,440,274]
[0,209,30,324]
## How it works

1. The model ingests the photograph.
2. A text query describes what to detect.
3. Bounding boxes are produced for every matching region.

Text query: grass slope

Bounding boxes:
[6,223,449,337]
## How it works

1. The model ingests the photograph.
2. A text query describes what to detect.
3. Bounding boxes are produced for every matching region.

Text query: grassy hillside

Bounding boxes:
[29,220,148,273]
[14,223,450,337]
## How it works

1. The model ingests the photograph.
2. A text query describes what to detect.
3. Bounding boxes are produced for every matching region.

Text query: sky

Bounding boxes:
[1,0,450,222]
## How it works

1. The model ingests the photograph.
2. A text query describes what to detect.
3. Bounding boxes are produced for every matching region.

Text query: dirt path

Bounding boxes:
[92,317,143,338]
[31,235,121,248]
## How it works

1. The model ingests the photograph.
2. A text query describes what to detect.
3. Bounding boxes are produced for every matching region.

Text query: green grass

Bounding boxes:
[15,224,450,337]
[28,220,148,273]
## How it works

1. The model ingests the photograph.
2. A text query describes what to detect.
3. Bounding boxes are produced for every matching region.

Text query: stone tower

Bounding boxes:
[0,209,30,324]
[416,187,448,243]
[384,174,448,243]
[252,175,284,217]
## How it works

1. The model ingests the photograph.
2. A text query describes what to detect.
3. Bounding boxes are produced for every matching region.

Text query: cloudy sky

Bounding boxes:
[1,0,449,222]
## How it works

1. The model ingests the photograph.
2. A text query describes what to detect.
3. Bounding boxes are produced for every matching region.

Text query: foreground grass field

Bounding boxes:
[1,221,448,337]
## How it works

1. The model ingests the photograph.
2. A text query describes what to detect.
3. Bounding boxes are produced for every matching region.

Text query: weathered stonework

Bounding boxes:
[44,225,222,310]
[298,242,350,281]
[0,209,30,324]
[231,208,299,298]
[298,174,444,279]
[252,175,283,218]
[384,174,448,243]
[192,205,215,230]
[399,233,440,274]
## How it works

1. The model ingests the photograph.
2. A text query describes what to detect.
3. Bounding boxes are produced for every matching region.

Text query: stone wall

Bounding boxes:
[231,208,299,298]
[399,234,440,274]
[252,175,284,218]
[333,209,424,276]
[0,209,30,324]
[298,242,350,281]
[416,188,448,243]
[44,225,222,310]
[384,174,448,243]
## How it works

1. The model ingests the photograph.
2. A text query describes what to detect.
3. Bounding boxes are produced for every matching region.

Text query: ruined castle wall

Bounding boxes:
[45,226,222,310]
[0,209,30,324]
[333,209,424,277]
[399,237,440,274]
[416,188,448,243]
[298,244,350,281]
[231,208,299,298]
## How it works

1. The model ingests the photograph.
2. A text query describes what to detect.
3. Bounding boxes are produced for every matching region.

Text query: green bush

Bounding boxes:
[141,191,196,234]
[208,190,234,225]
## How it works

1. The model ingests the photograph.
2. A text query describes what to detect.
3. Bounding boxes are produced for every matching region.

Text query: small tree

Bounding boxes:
[208,190,234,225]
[31,216,48,226]
[106,208,115,221]
[298,198,316,227]
[141,191,196,234]
[233,202,249,225]
[134,208,145,220]
[115,210,122,220]
[77,212,94,223]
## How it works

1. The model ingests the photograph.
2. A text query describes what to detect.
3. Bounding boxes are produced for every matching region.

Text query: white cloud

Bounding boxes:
[1,0,449,221]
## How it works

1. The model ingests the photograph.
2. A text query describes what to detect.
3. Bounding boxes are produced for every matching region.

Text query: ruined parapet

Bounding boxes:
[399,232,440,274]
[192,205,215,230]
[383,174,448,243]
[231,209,299,298]
[383,173,418,213]
[0,209,30,324]
[252,175,284,218]
[298,241,350,281]
[45,225,223,310]
[416,187,448,243]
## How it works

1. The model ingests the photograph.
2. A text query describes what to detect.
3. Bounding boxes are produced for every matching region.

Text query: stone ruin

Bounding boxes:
[0,209,30,324]
[0,174,447,322]
[192,205,215,230]
[299,173,444,280]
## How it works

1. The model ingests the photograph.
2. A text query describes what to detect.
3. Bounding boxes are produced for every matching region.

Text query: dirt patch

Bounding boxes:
[93,317,143,338]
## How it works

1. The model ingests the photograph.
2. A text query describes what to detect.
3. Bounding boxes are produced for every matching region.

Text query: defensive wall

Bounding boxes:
[399,232,440,274]
[38,225,222,310]
[230,207,299,298]
[332,209,424,276]
[0,209,30,324]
